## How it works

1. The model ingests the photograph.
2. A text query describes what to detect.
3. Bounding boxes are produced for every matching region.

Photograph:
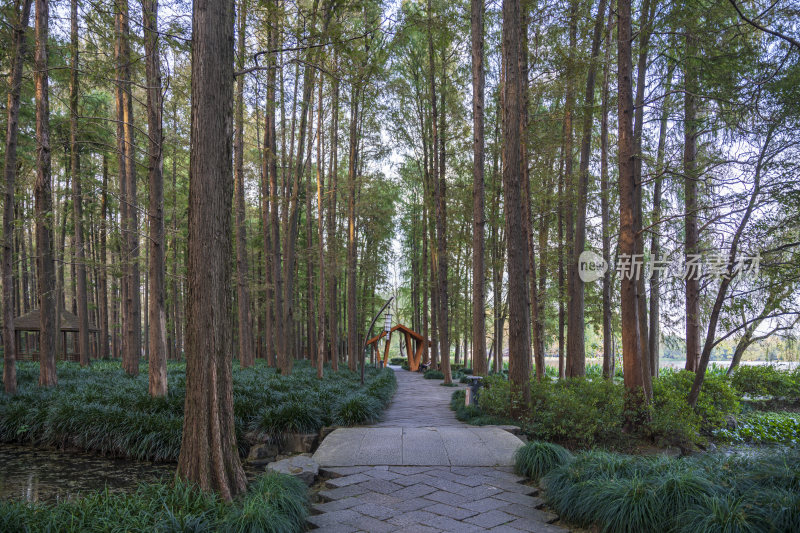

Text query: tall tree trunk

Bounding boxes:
[117,0,140,376]
[267,1,284,371]
[315,79,327,379]
[600,0,614,379]
[502,0,531,412]
[562,0,577,377]
[648,66,673,378]
[177,0,247,501]
[684,23,701,374]
[436,52,451,384]
[34,0,57,387]
[346,81,361,372]
[233,0,254,368]
[3,0,32,394]
[99,154,109,358]
[144,0,167,396]
[618,0,646,425]
[326,57,339,371]
[70,0,90,367]
[632,0,656,395]
[567,0,608,377]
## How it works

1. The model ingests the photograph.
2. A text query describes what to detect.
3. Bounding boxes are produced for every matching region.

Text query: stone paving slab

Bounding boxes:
[313,426,524,467]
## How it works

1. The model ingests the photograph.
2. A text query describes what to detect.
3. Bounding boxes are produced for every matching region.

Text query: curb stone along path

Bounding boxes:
[308,367,569,532]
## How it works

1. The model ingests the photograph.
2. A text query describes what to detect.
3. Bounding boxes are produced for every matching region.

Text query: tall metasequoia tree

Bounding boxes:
[599,0,614,378]
[177,0,247,501]
[265,1,283,368]
[70,0,90,367]
[326,54,340,371]
[649,66,674,377]
[346,80,361,372]
[684,19,701,373]
[617,0,647,424]
[143,0,167,396]
[34,0,57,387]
[502,0,531,412]
[234,0,254,367]
[566,0,608,377]
[632,0,656,392]
[116,0,141,376]
[99,154,109,358]
[315,80,327,379]
[3,0,33,394]
[471,0,487,376]
[559,1,577,379]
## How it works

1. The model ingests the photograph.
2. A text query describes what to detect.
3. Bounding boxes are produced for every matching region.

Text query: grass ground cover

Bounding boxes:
[0,472,308,533]
[0,359,396,462]
[514,440,800,533]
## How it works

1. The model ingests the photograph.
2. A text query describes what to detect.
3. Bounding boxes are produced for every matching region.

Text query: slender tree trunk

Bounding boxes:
[3,0,32,394]
[688,128,769,407]
[116,0,140,376]
[315,79,327,379]
[649,67,673,378]
[562,0,577,377]
[600,0,614,379]
[326,56,339,371]
[69,0,90,367]
[177,0,247,501]
[99,154,109,358]
[267,1,284,371]
[143,0,167,396]
[233,0,254,368]
[684,24,701,374]
[502,0,531,412]
[436,53,451,384]
[618,0,646,426]
[632,0,656,396]
[34,0,57,387]
[567,0,608,377]
[346,81,360,372]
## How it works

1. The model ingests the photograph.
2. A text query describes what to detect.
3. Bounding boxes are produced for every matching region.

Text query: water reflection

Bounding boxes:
[0,444,173,503]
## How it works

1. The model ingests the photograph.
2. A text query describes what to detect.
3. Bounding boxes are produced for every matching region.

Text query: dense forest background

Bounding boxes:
[1,0,798,393]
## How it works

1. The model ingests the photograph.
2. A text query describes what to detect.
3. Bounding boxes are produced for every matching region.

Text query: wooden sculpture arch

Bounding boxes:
[365,324,428,371]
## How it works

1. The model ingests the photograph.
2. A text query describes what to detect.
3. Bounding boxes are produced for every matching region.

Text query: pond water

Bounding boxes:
[0,444,174,503]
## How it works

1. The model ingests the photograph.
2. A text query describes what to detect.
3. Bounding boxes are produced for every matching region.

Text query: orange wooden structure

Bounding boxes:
[365,324,428,371]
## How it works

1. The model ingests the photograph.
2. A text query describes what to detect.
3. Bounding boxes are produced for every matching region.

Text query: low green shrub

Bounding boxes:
[0,472,308,533]
[731,365,800,398]
[423,369,444,380]
[450,369,740,449]
[0,360,396,461]
[389,357,406,366]
[514,441,572,482]
[653,370,740,436]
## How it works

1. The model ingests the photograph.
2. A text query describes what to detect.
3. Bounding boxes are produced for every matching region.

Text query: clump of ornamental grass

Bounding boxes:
[0,473,308,533]
[333,393,382,425]
[514,441,573,482]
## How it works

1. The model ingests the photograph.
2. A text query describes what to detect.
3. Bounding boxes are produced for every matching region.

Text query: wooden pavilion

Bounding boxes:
[366,324,428,371]
[13,308,99,362]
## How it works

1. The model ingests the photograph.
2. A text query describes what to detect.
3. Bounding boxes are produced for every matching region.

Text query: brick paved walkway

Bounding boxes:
[308,368,568,532]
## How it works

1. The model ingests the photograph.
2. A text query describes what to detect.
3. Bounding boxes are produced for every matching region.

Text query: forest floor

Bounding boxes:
[307,367,568,532]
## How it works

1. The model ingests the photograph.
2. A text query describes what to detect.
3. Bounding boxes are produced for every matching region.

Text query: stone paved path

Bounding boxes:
[308,368,569,532]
